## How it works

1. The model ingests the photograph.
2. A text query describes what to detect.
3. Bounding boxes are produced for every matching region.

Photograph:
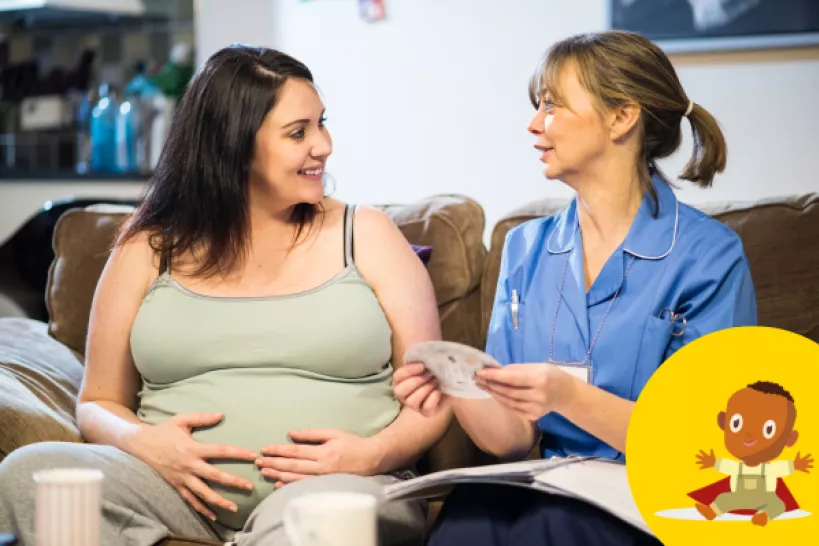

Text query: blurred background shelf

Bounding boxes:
[0,0,191,32]
[0,169,152,180]
[0,0,194,180]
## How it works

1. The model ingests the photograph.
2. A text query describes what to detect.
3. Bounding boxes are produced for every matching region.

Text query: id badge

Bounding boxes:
[550,360,592,383]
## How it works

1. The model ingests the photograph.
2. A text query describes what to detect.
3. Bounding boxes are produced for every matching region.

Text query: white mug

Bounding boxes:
[33,468,104,546]
[283,491,378,546]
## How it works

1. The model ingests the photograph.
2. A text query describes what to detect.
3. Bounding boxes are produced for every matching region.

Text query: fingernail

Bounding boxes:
[255,458,263,466]
[210,514,217,521]
[228,504,237,512]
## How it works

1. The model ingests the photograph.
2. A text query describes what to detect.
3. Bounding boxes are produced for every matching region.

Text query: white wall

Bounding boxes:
[0,182,147,247]
[194,0,278,64]
[196,0,819,241]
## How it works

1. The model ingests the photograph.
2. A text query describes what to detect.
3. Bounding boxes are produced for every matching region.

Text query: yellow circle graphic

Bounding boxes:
[627,326,818,545]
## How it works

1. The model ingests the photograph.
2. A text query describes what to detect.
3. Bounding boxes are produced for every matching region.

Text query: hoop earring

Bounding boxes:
[323,171,337,196]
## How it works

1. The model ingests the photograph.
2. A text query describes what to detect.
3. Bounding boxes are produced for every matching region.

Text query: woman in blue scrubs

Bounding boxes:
[394,30,757,546]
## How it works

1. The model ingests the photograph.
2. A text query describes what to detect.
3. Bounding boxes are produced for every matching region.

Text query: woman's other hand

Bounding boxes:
[256,429,385,488]
[127,412,257,521]
[392,362,445,417]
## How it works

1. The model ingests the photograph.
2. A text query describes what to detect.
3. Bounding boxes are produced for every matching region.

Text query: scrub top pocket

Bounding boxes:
[629,314,675,400]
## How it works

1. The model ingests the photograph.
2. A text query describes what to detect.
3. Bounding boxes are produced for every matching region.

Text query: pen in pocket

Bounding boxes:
[511,289,520,330]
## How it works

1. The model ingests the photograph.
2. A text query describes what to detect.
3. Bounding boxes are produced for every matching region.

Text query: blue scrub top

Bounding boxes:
[485,175,758,461]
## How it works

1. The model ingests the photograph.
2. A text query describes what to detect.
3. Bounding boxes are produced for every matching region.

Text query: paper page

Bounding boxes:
[383,457,593,501]
[533,460,652,535]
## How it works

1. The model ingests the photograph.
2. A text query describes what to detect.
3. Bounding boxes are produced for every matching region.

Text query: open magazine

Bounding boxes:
[383,456,652,536]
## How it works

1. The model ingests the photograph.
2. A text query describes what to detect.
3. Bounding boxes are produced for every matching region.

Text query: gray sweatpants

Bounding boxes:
[0,442,427,546]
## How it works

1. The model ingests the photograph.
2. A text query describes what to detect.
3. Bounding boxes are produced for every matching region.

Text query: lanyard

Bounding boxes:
[549,251,637,365]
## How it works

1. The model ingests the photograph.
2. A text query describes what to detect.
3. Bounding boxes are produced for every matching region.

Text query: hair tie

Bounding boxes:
[684,100,694,117]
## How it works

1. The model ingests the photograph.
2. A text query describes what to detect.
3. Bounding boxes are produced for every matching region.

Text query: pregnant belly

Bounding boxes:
[137,371,400,530]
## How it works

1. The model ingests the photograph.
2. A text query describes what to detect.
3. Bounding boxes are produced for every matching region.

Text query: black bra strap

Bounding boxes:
[158,241,171,275]
[343,205,356,267]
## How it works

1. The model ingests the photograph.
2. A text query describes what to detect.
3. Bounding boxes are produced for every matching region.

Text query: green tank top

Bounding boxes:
[129,206,400,530]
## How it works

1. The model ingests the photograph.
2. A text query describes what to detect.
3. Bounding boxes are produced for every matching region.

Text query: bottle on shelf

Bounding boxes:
[115,93,137,173]
[74,88,94,174]
[120,61,160,174]
[150,42,195,169]
[89,83,120,173]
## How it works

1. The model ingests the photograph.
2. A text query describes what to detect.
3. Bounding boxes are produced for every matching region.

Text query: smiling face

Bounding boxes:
[719,387,797,465]
[248,78,332,208]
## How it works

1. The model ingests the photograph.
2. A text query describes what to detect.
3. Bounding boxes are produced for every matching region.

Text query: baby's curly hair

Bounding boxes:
[748,381,794,403]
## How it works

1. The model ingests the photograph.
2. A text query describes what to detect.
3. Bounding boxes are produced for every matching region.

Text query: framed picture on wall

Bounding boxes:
[609,0,819,53]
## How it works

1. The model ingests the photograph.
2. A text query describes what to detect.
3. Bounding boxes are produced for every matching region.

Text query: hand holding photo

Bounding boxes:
[403,341,501,399]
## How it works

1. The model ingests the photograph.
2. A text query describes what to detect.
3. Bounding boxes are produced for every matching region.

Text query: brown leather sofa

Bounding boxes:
[1,191,818,545]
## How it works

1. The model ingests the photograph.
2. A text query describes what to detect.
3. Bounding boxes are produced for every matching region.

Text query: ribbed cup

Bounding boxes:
[33,469,104,546]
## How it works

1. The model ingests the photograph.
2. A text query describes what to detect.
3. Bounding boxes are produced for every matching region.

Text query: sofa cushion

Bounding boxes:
[0,318,83,462]
[480,192,819,349]
[382,195,486,310]
[46,207,131,357]
[700,193,819,342]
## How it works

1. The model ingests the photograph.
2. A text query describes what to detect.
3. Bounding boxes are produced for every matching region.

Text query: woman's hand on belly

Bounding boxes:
[127,412,259,521]
[255,428,384,487]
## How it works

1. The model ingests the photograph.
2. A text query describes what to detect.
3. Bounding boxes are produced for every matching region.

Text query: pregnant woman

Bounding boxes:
[0,46,448,546]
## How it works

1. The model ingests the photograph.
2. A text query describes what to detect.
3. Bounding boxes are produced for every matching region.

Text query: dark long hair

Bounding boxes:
[119,45,319,277]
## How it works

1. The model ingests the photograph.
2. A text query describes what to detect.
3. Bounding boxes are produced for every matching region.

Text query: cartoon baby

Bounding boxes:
[695,381,813,526]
